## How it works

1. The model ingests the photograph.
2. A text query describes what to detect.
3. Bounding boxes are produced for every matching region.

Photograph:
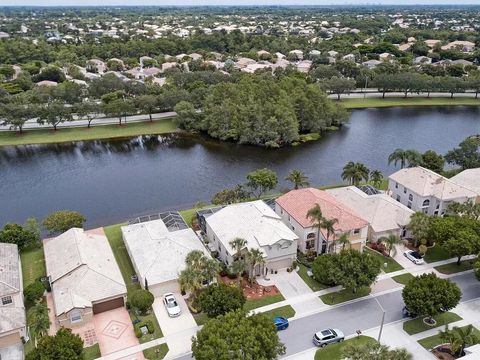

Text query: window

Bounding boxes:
[403,187,407,194]
[407,201,412,209]
[288,215,290,221]
[306,239,315,249]
[422,199,430,207]
[280,209,283,214]
[353,229,360,235]
[291,226,295,231]
[1,296,12,306]
[395,182,398,189]
[307,233,316,239]
[396,195,401,202]
[408,194,413,201]
[70,311,82,324]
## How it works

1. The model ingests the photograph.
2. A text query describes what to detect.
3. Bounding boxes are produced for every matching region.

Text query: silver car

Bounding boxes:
[163,293,181,317]
[313,328,345,347]
[404,250,425,265]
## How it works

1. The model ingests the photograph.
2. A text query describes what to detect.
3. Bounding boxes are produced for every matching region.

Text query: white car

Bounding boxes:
[163,293,181,317]
[404,250,424,265]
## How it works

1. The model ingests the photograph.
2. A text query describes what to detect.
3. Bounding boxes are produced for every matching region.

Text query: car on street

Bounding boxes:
[313,328,345,347]
[163,293,181,317]
[404,250,424,265]
[273,316,289,331]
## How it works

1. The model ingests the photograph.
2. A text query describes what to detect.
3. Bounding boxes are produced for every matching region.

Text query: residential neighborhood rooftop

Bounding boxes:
[0,243,21,296]
[450,168,480,196]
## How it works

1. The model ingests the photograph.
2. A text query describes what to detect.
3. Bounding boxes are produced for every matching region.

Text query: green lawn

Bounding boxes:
[423,245,451,263]
[297,264,329,292]
[193,312,210,326]
[83,344,101,360]
[403,312,462,335]
[434,259,474,275]
[364,248,403,273]
[314,336,378,360]
[341,97,480,109]
[260,305,296,319]
[392,273,415,285]
[130,312,164,344]
[20,245,46,288]
[320,287,371,305]
[104,223,141,294]
[418,325,480,350]
[0,118,177,147]
[143,344,169,360]
[244,294,285,312]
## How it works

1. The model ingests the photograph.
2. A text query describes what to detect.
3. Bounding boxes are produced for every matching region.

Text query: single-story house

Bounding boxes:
[275,188,369,254]
[204,200,298,275]
[388,167,477,215]
[44,228,127,328]
[450,168,480,202]
[326,186,414,242]
[0,243,26,360]
[122,214,210,297]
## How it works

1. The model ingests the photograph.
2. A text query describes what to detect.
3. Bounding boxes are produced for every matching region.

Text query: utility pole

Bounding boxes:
[374,297,386,342]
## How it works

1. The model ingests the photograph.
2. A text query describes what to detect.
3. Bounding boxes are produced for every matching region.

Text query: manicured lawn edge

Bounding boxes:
[297,264,329,292]
[143,343,169,360]
[260,305,296,319]
[341,97,480,109]
[83,344,101,360]
[364,247,403,273]
[392,273,415,285]
[320,287,371,305]
[314,336,377,360]
[403,312,462,335]
[418,325,480,350]
[244,294,285,311]
[434,259,475,274]
[423,245,451,263]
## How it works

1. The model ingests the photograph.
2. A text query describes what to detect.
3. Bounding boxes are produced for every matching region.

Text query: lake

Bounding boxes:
[1,106,479,228]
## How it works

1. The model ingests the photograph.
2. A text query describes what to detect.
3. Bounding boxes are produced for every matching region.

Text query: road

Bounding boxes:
[172,272,480,359]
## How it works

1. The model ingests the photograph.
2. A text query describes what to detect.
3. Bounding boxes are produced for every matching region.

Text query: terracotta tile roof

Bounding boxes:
[276,188,369,233]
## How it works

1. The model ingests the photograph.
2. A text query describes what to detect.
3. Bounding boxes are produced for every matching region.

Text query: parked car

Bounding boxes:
[163,293,181,317]
[273,316,289,331]
[404,250,424,265]
[313,328,345,347]
[402,306,417,318]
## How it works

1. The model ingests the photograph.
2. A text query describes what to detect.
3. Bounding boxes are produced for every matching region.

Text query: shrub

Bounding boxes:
[43,210,86,234]
[145,320,154,334]
[198,283,246,318]
[134,326,143,338]
[311,254,337,286]
[129,289,154,315]
[24,282,46,302]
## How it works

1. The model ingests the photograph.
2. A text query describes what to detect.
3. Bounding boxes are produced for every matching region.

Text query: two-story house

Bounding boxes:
[204,200,298,275]
[275,188,369,254]
[0,243,26,360]
[388,167,477,216]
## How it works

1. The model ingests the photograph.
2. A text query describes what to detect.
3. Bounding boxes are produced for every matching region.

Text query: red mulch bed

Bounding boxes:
[219,275,280,300]
[431,344,456,360]
[367,243,389,257]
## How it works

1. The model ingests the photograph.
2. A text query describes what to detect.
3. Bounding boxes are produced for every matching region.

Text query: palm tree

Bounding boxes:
[307,204,325,253]
[178,267,203,301]
[388,148,408,169]
[336,233,351,251]
[321,218,338,254]
[27,301,50,347]
[379,233,403,257]
[247,248,265,284]
[342,161,370,186]
[440,325,479,357]
[285,169,310,190]
[370,169,383,188]
[229,237,247,288]
[180,250,220,300]
[405,150,423,167]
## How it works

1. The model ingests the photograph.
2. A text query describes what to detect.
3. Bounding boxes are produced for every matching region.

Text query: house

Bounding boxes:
[296,60,312,73]
[379,52,394,61]
[122,213,209,297]
[342,53,356,62]
[450,168,480,202]
[398,43,413,52]
[424,39,441,48]
[441,41,475,52]
[86,59,107,74]
[388,167,477,215]
[203,201,298,274]
[275,188,369,254]
[44,228,127,328]
[0,243,26,360]
[326,186,414,242]
[414,56,432,65]
[362,59,382,69]
[288,49,304,60]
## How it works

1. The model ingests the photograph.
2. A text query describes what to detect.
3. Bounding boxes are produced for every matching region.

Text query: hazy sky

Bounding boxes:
[2,0,480,6]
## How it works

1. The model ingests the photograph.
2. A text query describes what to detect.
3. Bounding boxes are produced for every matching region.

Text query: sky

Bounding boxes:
[2,0,480,6]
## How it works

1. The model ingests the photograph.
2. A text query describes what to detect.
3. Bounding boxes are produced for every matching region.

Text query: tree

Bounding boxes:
[27,301,50,346]
[246,168,278,198]
[211,185,250,205]
[443,229,480,265]
[24,282,46,303]
[197,283,246,318]
[311,253,338,286]
[191,310,285,360]
[321,76,356,100]
[26,328,83,360]
[129,289,154,315]
[229,238,247,288]
[342,341,412,360]
[179,250,220,301]
[379,234,402,257]
[75,101,100,128]
[307,204,325,254]
[0,223,39,250]
[246,247,265,284]
[421,150,445,173]
[102,98,135,125]
[407,212,431,247]
[136,95,159,121]
[388,148,409,169]
[445,137,480,170]
[402,273,461,323]
[336,233,351,251]
[335,250,381,293]
[440,324,479,357]
[285,169,309,190]
[42,210,86,234]
[0,101,37,134]
[370,170,383,188]
[342,161,370,186]
[37,100,73,131]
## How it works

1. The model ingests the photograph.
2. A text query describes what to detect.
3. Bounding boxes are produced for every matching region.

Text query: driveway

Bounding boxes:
[152,293,197,357]
[93,307,144,360]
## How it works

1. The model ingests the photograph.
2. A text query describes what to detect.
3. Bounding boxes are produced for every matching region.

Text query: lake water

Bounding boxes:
[1,106,479,228]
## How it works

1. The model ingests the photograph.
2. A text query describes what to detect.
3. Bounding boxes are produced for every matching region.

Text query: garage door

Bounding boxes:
[92,297,124,314]
[267,258,293,271]
[0,332,20,348]
[150,280,180,298]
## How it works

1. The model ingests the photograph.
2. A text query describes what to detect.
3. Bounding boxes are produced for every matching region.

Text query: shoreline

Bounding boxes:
[1,97,479,147]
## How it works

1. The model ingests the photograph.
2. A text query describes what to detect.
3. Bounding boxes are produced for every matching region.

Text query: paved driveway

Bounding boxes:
[94,307,144,360]
[152,293,197,357]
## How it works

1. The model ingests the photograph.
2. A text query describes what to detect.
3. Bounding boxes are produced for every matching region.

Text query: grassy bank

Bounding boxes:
[0,118,177,147]
[403,312,462,335]
[341,96,480,109]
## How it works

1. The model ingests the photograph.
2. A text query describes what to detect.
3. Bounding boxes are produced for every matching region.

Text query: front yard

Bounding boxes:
[297,264,329,291]
[392,273,415,285]
[83,344,101,360]
[434,260,475,275]
[314,336,377,360]
[260,305,296,319]
[320,287,371,305]
[418,325,480,350]
[403,312,462,335]
[244,293,285,311]
[143,344,169,360]
[423,245,451,263]
[364,247,403,273]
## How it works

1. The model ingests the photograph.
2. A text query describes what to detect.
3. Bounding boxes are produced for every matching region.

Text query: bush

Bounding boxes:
[24,282,45,302]
[198,283,246,318]
[311,254,337,286]
[145,320,154,334]
[43,210,86,234]
[129,289,154,315]
[134,326,143,338]
[134,320,154,337]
